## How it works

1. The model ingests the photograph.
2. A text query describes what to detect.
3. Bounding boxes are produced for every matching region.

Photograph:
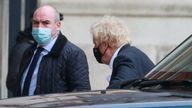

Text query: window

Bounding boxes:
[146,35,192,81]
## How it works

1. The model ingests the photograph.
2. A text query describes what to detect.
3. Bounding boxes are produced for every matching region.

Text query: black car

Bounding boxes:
[0,35,192,108]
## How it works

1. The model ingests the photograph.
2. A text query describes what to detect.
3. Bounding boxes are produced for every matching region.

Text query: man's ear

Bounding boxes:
[103,41,109,47]
[56,21,61,30]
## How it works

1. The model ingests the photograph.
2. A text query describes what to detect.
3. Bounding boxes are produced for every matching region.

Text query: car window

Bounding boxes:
[145,34,192,81]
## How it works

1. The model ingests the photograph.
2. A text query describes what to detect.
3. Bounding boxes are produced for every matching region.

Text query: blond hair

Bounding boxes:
[90,15,131,48]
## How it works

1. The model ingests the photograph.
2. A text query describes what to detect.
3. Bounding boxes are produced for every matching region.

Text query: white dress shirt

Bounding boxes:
[107,44,126,82]
[21,36,58,96]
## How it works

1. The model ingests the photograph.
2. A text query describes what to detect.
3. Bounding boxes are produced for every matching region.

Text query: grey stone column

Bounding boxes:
[0,0,9,99]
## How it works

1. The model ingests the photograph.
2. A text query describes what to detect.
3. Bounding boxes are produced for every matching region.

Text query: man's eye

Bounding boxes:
[33,21,39,24]
[42,21,50,25]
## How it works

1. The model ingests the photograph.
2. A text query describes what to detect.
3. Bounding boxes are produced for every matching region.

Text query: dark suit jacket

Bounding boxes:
[107,44,155,89]
[7,29,34,97]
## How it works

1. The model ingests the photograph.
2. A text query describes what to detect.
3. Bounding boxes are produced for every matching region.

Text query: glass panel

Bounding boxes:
[145,35,192,81]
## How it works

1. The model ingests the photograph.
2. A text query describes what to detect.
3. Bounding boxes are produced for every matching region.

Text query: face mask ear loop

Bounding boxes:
[102,44,109,56]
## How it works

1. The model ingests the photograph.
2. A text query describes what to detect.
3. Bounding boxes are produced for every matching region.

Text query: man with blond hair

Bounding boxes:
[7,5,90,97]
[90,16,154,89]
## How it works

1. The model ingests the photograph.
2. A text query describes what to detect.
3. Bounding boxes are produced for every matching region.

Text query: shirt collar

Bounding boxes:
[41,36,58,52]
[109,44,126,69]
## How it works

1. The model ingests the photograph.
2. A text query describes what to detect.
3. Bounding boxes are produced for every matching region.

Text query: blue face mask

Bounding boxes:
[32,28,52,45]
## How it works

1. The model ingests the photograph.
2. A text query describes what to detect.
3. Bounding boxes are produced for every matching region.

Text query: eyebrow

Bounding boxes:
[32,19,51,23]
[32,19,50,21]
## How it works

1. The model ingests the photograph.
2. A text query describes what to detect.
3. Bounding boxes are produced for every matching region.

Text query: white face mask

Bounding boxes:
[32,28,53,45]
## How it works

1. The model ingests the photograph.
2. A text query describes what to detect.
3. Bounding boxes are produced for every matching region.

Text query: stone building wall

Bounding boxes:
[0,0,9,98]
[39,0,192,90]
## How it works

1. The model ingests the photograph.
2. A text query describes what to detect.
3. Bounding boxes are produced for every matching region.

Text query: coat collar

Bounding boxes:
[118,44,130,53]
[31,32,68,57]
[48,32,68,57]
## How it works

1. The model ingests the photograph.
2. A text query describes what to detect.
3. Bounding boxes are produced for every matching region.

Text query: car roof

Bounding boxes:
[0,90,192,107]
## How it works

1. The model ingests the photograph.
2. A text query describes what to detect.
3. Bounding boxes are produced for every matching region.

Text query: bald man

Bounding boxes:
[6,5,91,97]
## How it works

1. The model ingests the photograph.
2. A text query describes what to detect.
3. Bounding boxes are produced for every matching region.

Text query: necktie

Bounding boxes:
[22,47,44,96]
